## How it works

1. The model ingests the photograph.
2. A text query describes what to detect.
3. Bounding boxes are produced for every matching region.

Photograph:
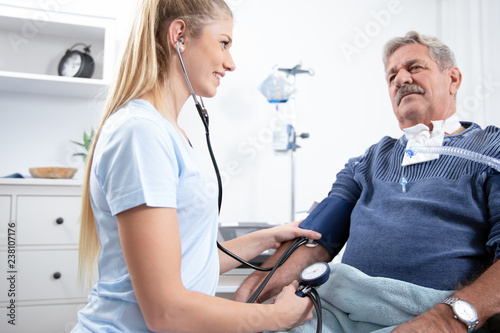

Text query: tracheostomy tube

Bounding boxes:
[405,146,500,172]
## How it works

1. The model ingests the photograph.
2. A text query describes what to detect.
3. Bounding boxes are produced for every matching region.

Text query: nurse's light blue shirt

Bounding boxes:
[73,99,219,332]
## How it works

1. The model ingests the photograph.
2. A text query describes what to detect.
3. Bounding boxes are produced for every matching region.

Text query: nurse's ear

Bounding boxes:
[168,19,186,50]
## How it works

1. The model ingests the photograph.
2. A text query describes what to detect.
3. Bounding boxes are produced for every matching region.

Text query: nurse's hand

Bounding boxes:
[218,221,322,274]
[264,221,321,250]
[271,280,314,331]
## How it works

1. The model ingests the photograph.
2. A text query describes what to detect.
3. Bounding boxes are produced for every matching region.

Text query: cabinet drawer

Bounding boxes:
[0,301,87,333]
[0,195,11,246]
[0,249,90,302]
[17,196,81,245]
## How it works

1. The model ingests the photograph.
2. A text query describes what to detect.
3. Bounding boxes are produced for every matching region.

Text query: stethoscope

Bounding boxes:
[176,38,327,332]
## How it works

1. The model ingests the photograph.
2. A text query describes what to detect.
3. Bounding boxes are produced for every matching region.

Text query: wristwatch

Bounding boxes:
[441,297,479,332]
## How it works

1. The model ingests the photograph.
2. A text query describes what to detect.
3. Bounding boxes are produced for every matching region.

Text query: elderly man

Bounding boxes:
[234,31,500,332]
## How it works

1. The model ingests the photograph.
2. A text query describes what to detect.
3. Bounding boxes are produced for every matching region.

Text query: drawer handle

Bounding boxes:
[56,217,64,225]
[53,272,62,279]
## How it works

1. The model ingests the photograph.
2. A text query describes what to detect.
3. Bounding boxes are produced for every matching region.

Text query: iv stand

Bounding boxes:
[277,64,314,221]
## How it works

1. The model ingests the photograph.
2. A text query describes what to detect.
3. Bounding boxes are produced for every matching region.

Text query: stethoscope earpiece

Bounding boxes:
[176,37,185,52]
[177,37,185,48]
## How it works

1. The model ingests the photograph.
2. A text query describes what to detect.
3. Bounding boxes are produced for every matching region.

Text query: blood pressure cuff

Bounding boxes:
[300,195,354,257]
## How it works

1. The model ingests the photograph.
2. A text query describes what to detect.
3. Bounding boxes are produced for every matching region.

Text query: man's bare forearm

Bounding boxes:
[453,260,500,325]
[233,240,332,303]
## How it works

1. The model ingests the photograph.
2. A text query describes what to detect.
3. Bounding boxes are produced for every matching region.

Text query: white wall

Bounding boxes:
[1,0,499,225]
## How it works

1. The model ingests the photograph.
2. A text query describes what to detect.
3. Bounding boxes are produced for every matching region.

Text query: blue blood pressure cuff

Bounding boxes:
[300,195,354,258]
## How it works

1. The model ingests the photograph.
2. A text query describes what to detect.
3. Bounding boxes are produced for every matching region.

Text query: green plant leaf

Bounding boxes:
[70,140,86,148]
[71,129,95,161]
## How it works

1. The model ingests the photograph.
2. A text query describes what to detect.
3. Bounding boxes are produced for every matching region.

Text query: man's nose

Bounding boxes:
[394,69,413,88]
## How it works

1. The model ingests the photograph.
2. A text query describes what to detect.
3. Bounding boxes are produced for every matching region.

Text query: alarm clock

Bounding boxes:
[58,43,95,78]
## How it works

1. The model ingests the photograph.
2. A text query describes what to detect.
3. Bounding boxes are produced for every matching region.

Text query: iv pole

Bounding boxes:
[277,64,314,221]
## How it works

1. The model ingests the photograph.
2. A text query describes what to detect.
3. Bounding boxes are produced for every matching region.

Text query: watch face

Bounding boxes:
[454,300,478,321]
[61,52,82,77]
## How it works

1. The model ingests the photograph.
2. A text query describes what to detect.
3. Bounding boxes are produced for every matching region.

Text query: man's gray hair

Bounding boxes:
[383,31,456,71]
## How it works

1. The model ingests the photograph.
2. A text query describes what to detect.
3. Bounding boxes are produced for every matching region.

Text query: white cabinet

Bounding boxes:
[17,196,81,245]
[0,3,115,98]
[0,196,10,245]
[0,178,89,332]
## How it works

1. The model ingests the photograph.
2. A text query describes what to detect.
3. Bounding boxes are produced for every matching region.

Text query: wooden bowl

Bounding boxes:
[29,167,77,179]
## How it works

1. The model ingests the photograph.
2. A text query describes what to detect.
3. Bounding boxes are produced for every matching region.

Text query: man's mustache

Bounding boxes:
[395,84,425,106]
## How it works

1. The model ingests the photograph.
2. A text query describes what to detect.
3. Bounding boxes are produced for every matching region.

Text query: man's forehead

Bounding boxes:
[386,44,431,71]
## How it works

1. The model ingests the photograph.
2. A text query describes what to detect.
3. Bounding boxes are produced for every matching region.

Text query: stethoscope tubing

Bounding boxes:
[175,43,323,328]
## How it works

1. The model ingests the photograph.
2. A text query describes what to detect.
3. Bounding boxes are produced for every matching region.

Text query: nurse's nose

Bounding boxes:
[224,51,236,72]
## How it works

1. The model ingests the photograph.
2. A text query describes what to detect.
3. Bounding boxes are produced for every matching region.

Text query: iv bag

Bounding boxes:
[258,71,295,103]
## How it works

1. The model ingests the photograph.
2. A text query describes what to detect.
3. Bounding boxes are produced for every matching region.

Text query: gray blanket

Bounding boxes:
[270,263,455,333]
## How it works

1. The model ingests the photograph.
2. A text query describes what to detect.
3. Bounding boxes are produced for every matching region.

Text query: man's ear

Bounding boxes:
[168,19,186,49]
[448,66,462,96]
